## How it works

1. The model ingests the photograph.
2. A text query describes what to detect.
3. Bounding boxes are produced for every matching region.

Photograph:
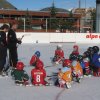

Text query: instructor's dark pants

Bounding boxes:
[9,47,18,68]
[0,45,7,72]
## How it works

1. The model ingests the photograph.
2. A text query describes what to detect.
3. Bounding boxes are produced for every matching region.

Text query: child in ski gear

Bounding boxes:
[78,55,85,75]
[11,62,29,85]
[92,46,100,77]
[87,47,94,71]
[71,55,83,83]
[83,51,91,76]
[71,45,79,56]
[87,47,94,59]
[30,51,41,66]
[56,59,72,88]
[31,60,47,86]
[53,44,64,64]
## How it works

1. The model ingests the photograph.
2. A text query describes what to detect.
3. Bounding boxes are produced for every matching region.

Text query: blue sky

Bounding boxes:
[7,0,96,10]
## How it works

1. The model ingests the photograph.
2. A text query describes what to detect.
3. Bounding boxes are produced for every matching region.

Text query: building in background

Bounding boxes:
[72,8,96,33]
[0,0,96,33]
[0,0,82,32]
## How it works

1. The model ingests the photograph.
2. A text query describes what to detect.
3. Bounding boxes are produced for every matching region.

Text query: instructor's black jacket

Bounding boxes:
[7,29,19,48]
[0,31,7,46]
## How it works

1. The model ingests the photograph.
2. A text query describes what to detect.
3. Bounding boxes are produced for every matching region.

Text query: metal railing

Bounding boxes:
[0,17,96,33]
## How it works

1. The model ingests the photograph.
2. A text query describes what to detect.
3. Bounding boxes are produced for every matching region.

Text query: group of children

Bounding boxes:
[11,51,48,86]
[52,45,100,88]
[11,45,100,88]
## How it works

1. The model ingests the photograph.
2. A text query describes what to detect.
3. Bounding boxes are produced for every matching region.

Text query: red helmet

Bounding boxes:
[63,59,71,67]
[73,45,79,51]
[73,45,78,49]
[36,60,44,70]
[16,62,24,70]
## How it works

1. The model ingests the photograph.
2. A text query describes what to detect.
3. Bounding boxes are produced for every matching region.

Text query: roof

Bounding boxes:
[0,9,81,18]
[0,0,17,10]
[40,7,70,13]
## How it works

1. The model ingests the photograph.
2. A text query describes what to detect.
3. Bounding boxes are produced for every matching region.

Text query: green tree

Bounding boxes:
[59,11,76,32]
[50,1,56,17]
[67,11,76,31]
[48,2,59,30]
[25,8,32,29]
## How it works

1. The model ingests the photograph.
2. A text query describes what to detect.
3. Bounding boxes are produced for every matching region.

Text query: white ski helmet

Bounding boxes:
[57,44,62,49]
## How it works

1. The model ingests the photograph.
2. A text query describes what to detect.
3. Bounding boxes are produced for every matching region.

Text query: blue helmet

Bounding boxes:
[35,51,40,57]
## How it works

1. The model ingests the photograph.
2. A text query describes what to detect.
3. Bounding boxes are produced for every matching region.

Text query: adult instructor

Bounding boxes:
[0,24,9,75]
[7,22,22,68]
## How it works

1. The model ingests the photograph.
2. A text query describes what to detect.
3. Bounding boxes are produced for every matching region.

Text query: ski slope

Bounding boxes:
[0,43,100,100]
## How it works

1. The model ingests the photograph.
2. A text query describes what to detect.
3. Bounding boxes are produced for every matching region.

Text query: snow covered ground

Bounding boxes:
[0,43,100,100]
